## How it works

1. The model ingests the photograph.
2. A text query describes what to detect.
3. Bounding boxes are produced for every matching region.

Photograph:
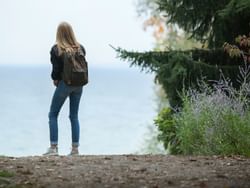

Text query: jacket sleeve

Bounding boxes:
[50,46,62,80]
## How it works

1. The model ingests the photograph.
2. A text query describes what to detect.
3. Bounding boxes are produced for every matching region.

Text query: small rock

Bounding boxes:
[132,167,147,172]
[39,159,46,162]
[167,180,174,185]
[6,166,14,169]
[24,180,33,185]
[132,158,137,161]
[17,169,33,175]
[104,157,111,160]
[189,158,197,162]
[199,181,207,188]
[113,177,119,181]
[46,169,55,172]
[35,165,40,169]
[94,177,102,183]
[216,174,227,178]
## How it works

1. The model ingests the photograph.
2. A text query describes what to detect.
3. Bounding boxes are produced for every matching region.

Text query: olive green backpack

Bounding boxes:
[62,48,88,86]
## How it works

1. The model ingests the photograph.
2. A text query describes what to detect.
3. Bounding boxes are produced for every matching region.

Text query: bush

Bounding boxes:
[156,65,250,156]
[154,107,181,154]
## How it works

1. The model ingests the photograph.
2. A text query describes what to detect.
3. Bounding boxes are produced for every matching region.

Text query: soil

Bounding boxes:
[0,155,249,188]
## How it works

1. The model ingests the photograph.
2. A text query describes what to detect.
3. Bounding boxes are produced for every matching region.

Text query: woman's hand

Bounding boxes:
[53,80,59,87]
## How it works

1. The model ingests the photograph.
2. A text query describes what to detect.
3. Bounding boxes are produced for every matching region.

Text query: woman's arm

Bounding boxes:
[50,45,63,84]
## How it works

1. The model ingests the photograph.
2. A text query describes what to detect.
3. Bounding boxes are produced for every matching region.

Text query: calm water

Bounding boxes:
[0,65,156,156]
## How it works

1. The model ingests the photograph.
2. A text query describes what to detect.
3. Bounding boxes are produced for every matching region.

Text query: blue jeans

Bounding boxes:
[48,81,83,147]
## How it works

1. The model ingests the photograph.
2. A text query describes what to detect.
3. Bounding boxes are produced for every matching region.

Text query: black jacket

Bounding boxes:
[50,45,86,80]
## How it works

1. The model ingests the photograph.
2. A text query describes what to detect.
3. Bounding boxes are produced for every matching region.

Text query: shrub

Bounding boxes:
[156,65,250,156]
[154,107,181,154]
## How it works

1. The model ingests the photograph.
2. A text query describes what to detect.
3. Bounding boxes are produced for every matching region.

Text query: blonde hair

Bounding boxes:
[56,22,80,55]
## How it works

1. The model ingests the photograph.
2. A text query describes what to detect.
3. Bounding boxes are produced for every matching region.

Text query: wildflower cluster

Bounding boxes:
[155,65,250,156]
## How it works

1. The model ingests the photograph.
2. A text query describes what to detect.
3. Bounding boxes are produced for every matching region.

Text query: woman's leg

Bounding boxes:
[69,86,83,147]
[48,81,69,146]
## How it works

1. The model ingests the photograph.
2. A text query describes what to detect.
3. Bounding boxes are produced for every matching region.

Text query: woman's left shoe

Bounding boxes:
[43,147,58,156]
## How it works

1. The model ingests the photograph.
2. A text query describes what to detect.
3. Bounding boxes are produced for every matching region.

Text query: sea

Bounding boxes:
[0,64,156,156]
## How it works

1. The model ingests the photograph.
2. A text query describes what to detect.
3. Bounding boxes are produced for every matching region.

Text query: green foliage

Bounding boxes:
[219,0,250,17]
[116,47,242,107]
[122,0,250,156]
[176,81,250,156]
[146,0,250,48]
[0,170,14,178]
[154,107,181,154]
[176,105,250,156]
[155,72,250,156]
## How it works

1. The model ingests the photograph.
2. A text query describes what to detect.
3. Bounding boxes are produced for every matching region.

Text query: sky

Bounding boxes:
[0,0,154,68]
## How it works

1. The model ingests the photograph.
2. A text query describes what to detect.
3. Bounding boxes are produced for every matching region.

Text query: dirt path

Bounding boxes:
[0,155,249,188]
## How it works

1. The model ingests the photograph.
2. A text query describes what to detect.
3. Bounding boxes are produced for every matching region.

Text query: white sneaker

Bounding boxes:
[68,148,79,156]
[43,147,58,156]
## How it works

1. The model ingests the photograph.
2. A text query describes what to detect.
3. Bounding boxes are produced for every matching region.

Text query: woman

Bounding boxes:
[44,22,87,156]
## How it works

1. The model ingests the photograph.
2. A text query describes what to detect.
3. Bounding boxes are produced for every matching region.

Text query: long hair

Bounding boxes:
[56,22,80,55]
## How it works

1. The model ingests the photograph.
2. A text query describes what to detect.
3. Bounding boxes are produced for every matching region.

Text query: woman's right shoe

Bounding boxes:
[68,148,79,156]
[43,147,58,156]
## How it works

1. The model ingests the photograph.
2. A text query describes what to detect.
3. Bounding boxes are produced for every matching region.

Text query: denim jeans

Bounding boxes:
[48,80,83,147]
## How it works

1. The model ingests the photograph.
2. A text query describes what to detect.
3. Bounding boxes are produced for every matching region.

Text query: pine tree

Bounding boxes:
[140,0,250,48]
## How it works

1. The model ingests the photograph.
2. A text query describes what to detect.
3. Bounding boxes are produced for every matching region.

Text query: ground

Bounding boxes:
[0,155,249,188]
